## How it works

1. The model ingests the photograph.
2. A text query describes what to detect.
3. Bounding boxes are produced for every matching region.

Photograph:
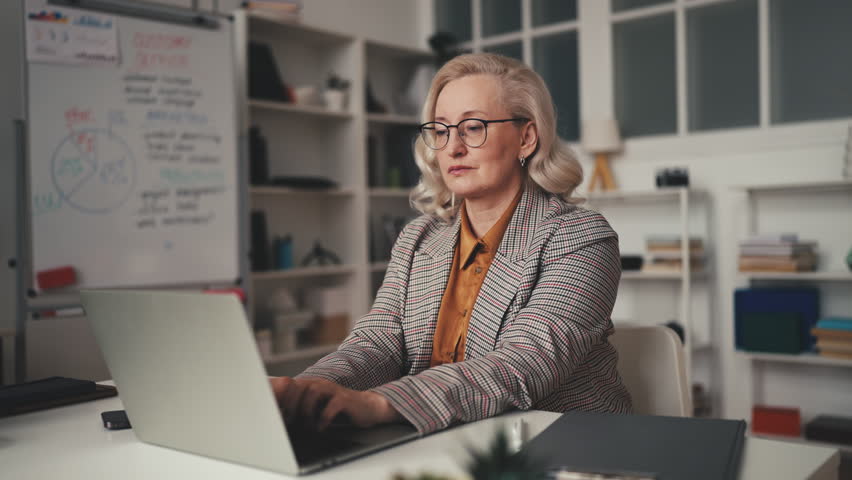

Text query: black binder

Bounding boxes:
[523,411,746,480]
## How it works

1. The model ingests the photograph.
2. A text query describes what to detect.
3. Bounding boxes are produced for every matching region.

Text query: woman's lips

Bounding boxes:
[448,165,473,175]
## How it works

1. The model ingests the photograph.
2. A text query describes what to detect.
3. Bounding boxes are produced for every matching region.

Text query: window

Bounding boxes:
[611,0,852,138]
[534,32,579,140]
[613,14,677,137]
[687,0,759,131]
[612,0,671,13]
[770,0,852,124]
[433,0,580,141]
[434,0,471,43]
[532,0,577,27]
[481,0,521,37]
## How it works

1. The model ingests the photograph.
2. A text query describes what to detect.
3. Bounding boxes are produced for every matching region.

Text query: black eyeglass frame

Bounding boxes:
[418,117,529,150]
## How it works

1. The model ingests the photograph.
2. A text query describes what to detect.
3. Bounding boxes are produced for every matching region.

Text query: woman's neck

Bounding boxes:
[463,183,523,238]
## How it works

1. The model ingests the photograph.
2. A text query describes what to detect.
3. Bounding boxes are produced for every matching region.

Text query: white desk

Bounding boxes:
[0,393,840,480]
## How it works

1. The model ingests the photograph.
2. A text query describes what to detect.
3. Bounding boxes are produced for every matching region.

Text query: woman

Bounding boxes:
[271,53,631,435]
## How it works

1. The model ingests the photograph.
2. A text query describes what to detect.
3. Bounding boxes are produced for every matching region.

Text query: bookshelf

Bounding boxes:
[733,180,852,438]
[234,12,431,369]
[585,187,714,397]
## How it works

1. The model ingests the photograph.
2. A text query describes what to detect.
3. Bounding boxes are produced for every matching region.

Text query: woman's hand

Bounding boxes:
[269,376,402,430]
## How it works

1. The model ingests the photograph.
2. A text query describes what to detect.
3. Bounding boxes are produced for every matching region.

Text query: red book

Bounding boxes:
[752,405,801,437]
[36,266,77,290]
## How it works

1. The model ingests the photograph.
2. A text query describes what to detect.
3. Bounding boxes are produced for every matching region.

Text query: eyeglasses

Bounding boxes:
[419,117,528,150]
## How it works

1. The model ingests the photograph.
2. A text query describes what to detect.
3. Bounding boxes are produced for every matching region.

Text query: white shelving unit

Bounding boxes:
[733,179,852,450]
[234,12,431,371]
[586,187,713,393]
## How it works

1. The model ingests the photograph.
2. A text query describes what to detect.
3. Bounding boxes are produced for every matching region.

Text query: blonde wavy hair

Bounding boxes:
[409,53,583,222]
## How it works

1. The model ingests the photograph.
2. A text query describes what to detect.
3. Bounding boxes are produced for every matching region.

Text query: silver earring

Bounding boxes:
[519,155,526,167]
[451,192,455,209]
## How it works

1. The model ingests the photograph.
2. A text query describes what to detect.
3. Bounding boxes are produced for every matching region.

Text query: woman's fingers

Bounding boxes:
[317,395,347,431]
[300,380,335,421]
[282,380,308,422]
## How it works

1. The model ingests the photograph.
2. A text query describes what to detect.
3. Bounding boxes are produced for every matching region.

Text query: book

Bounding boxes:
[522,411,746,480]
[645,236,703,249]
[739,242,816,257]
[811,327,852,340]
[818,350,852,360]
[815,318,852,331]
[816,338,852,354]
[738,255,816,272]
[740,233,799,245]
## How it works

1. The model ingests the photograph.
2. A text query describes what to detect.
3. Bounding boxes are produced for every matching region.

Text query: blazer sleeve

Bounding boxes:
[295,221,419,391]
[370,234,621,434]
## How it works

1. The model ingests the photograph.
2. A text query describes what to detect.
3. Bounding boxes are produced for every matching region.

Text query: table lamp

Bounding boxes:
[582,117,622,192]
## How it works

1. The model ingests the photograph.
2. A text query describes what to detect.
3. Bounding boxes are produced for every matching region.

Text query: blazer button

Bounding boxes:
[475,266,483,274]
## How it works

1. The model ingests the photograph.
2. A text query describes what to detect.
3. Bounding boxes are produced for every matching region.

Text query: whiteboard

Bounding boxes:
[26,1,240,291]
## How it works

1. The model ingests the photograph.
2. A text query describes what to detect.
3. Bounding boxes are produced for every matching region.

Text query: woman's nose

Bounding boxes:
[446,128,467,157]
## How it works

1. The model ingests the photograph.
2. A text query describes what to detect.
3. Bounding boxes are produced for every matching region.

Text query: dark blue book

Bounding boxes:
[734,288,820,350]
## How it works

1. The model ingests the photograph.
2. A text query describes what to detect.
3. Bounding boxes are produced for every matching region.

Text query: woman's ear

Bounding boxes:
[520,121,538,159]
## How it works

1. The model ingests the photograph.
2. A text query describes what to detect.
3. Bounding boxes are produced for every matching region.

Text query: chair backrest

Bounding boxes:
[609,324,692,417]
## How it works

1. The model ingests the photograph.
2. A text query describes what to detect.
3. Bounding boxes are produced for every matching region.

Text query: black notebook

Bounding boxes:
[523,411,746,480]
[0,377,117,417]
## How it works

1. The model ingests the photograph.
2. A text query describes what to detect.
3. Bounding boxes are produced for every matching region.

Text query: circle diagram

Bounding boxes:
[51,128,136,214]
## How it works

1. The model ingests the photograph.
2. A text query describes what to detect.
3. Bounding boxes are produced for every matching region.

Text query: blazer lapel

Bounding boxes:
[406,216,460,373]
[465,187,550,360]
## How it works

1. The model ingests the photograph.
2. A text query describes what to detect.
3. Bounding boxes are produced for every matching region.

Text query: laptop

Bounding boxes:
[80,289,419,475]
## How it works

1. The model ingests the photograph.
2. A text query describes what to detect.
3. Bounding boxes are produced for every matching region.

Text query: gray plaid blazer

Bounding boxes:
[299,186,632,434]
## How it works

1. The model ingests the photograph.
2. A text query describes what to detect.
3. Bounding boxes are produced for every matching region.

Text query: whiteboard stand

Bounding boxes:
[14,118,29,384]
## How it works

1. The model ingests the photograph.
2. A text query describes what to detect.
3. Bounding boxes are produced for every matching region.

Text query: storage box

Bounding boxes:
[804,415,852,446]
[752,405,801,437]
[739,312,801,353]
[734,288,819,351]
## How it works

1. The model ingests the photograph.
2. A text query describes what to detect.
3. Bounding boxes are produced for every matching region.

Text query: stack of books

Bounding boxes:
[642,235,706,273]
[244,0,303,22]
[738,234,817,272]
[812,318,852,360]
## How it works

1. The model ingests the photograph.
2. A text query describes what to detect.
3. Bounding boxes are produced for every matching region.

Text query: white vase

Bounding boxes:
[323,89,348,111]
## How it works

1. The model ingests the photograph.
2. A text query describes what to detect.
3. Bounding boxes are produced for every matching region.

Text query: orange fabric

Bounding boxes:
[430,188,524,367]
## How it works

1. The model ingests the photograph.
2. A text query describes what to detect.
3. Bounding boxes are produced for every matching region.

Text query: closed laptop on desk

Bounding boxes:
[81,289,419,475]
[522,411,746,480]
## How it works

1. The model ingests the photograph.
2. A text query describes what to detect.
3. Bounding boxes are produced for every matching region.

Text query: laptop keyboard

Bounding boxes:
[287,423,364,465]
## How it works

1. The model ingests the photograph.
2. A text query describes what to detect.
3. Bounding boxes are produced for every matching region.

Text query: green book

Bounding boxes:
[740,312,802,354]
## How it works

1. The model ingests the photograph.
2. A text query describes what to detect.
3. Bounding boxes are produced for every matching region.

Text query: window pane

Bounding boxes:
[483,42,523,62]
[770,0,852,124]
[612,0,672,13]
[482,0,521,37]
[613,14,677,137]
[532,0,577,27]
[435,0,471,43]
[687,0,759,131]
[534,32,579,140]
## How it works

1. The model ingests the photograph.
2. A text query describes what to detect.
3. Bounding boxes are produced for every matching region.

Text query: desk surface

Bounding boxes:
[0,393,840,480]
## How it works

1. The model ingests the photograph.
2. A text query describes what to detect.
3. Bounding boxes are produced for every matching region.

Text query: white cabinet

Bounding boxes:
[586,187,714,410]
[235,12,430,371]
[733,179,852,451]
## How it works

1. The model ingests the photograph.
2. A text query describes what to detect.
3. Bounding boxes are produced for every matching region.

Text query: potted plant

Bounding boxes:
[324,71,350,111]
